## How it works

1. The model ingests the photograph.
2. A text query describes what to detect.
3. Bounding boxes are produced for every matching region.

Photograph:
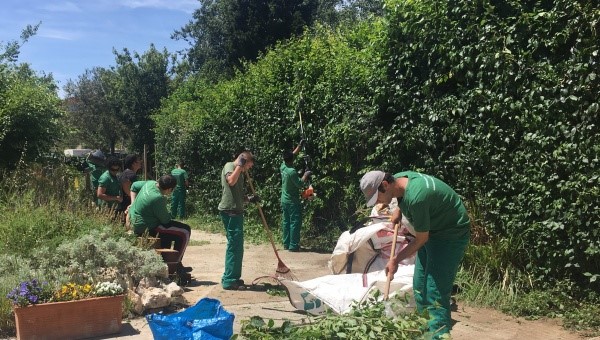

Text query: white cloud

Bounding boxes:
[121,0,198,13]
[38,28,81,41]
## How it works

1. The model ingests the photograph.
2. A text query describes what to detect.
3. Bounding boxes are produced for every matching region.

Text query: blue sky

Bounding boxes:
[1,0,198,97]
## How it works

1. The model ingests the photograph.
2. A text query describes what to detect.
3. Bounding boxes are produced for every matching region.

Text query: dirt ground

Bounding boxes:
[105,230,593,340]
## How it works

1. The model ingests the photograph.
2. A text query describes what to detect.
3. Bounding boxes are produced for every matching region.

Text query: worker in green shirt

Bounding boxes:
[218,151,258,290]
[96,157,122,210]
[170,161,189,219]
[360,170,470,339]
[128,174,192,272]
[280,141,311,252]
[85,150,106,205]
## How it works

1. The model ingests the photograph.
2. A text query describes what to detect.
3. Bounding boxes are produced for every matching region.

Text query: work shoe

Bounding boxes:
[177,263,193,272]
[223,284,246,291]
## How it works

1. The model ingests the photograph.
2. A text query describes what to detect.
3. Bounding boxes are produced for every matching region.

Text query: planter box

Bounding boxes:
[13,295,124,340]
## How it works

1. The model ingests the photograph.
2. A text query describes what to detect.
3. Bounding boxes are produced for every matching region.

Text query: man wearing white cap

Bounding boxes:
[360,170,470,339]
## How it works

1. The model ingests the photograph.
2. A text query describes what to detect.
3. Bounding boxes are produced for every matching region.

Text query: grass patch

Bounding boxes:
[189,240,211,246]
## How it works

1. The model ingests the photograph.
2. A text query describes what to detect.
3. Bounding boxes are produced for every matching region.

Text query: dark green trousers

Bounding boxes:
[281,202,302,250]
[220,211,244,288]
[171,188,186,219]
[413,236,469,338]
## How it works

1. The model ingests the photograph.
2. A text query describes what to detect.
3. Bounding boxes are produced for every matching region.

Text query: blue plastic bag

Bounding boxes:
[147,298,235,340]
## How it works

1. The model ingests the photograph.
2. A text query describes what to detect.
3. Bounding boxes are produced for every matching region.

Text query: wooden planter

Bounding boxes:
[13,295,124,340]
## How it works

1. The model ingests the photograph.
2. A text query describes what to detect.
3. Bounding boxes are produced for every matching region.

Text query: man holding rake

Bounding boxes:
[218,151,258,290]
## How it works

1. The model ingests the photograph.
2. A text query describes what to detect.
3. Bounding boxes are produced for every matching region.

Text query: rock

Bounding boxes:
[128,289,144,315]
[165,282,184,297]
[141,287,170,310]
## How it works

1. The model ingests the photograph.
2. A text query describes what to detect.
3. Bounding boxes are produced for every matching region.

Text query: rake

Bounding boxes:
[384,223,401,300]
[244,171,297,281]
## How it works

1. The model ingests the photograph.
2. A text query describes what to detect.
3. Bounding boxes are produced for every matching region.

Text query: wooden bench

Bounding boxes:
[137,237,180,275]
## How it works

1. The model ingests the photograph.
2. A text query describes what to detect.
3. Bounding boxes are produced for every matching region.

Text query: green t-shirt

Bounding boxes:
[87,162,106,190]
[129,180,172,234]
[280,162,304,204]
[97,170,121,208]
[171,168,188,189]
[218,162,245,213]
[395,171,470,240]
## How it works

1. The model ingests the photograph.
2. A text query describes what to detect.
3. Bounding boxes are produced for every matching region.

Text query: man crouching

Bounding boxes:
[128,174,192,274]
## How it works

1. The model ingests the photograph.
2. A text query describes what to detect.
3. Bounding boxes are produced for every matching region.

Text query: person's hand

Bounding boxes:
[385,257,398,278]
[236,155,247,168]
[390,209,401,224]
[116,195,123,203]
[298,139,305,146]
[247,194,261,203]
[302,170,312,180]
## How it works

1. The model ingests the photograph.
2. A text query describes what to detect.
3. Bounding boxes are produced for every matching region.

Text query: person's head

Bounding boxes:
[177,160,185,168]
[282,150,294,163]
[124,154,141,171]
[158,174,177,194]
[360,171,396,207]
[106,157,121,176]
[236,151,255,170]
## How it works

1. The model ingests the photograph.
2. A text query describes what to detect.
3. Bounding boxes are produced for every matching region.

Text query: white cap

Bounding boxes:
[360,171,385,207]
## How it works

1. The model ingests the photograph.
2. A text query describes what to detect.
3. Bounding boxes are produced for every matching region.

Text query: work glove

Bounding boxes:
[247,194,261,203]
[236,155,247,167]
[303,170,312,180]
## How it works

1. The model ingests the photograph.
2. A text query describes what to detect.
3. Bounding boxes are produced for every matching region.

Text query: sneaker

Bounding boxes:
[223,284,246,291]
[236,279,245,285]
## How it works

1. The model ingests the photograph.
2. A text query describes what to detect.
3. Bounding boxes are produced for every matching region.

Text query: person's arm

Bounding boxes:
[97,186,122,203]
[226,156,247,186]
[154,197,173,224]
[386,231,429,277]
[121,179,131,197]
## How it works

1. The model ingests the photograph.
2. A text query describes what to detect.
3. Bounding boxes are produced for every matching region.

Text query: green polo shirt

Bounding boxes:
[218,162,245,214]
[97,170,121,208]
[129,180,172,234]
[171,168,188,189]
[395,171,470,239]
[280,162,303,204]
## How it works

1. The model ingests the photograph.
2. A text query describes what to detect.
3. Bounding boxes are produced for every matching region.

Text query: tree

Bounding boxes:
[63,67,125,153]
[173,0,321,80]
[112,45,173,162]
[0,26,64,170]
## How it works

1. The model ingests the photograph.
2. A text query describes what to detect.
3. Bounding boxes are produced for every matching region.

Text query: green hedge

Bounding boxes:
[379,0,599,289]
[154,0,599,290]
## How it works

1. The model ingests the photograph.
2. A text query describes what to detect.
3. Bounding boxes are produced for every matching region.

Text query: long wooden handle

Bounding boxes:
[384,223,400,301]
[244,171,282,261]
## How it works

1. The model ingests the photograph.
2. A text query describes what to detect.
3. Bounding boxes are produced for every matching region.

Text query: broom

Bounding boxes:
[384,223,401,300]
[244,171,297,281]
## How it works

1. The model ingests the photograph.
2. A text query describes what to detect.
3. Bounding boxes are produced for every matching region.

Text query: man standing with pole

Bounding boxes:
[280,141,312,252]
[360,170,470,339]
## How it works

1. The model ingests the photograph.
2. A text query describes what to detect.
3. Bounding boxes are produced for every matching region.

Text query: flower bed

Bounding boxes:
[7,279,125,339]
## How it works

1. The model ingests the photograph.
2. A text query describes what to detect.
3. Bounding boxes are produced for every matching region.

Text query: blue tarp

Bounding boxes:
[147,298,235,340]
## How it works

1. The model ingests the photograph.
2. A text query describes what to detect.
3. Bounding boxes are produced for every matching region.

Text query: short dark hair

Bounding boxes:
[123,154,139,169]
[177,160,185,168]
[379,172,396,192]
[106,157,121,170]
[158,174,177,190]
[282,150,294,163]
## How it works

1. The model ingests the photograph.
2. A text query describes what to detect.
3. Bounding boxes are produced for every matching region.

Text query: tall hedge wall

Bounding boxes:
[379,0,599,288]
[154,0,599,290]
